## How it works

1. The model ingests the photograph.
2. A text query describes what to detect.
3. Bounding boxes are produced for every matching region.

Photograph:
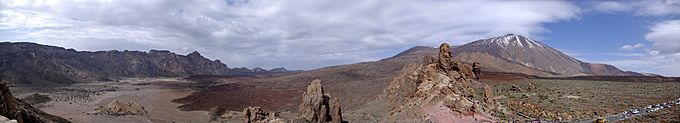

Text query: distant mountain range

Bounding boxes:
[0,42,299,85]
[0,34,653,85]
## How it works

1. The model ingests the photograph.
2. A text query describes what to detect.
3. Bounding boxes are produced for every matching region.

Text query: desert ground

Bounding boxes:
[9,78,212,123]
[5,76,680,123]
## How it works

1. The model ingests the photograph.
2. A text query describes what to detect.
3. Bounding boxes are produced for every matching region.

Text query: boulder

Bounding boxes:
[527,83,537,91]
[242,106,281,123]
[511,84,524,92]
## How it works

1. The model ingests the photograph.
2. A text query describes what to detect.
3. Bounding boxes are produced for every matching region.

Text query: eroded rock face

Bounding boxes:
[242,106,284,123]
[297,79,343,123]
[328,98,342,123]
[438,43,454,71]
[385,63,419,115]
[93,100,147,116]
[298,79,325,122]
[484,85,495,105]
[383,42,499,122]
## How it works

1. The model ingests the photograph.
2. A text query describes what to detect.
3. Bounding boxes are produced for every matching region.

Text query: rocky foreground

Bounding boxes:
[0,81,69,123]
[381,43,500,122]
[221,43,501,123]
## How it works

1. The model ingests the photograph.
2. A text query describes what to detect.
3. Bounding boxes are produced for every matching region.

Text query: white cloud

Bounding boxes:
[635,0,680,16]
[645,20,680,54]
[593,1,632,13]
[648,50,660,55]
[0,0,580,70]
[601,52,680,77]
[591,0,680,16]
[599,19,680,76]
[619,43,645,50]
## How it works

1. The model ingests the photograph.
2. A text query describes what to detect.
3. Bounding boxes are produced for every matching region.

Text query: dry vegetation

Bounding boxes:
[485,79,680,122]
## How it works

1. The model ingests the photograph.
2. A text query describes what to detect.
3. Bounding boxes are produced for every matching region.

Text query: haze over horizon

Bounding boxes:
[1,0,679,76]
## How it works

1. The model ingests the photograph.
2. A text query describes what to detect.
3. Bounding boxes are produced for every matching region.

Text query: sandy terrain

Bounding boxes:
[11,78,210,123]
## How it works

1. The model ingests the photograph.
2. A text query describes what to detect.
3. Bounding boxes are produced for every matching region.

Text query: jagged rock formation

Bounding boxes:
[242,106,285,123]
[0,83,70,123]
[297,79,343,123]
[0,42,299,85]
[383,43,500,122]
[92,100,147,116]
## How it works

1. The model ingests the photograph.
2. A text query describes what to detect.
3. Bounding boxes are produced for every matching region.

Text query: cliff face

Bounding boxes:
[0,42,230,85]
[0,82,70,123]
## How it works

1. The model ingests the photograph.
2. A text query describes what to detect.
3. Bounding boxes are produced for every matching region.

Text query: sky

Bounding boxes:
[0,0,679,76]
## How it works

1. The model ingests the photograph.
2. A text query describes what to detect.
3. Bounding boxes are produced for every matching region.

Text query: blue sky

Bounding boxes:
[540,1,680,76]
[1,0,679,76]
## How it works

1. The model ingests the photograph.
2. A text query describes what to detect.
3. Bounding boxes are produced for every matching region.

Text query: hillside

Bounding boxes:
[0,42,297,85]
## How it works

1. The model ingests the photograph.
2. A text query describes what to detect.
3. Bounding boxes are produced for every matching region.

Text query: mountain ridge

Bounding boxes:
[0,42,298,85]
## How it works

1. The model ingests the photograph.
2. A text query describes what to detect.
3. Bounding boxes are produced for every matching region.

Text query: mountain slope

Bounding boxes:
[0,42,295,85]
[173,34,651,119]
[451,34,641,76]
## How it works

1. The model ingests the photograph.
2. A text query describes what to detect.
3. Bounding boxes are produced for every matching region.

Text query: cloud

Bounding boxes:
[634,0,680,16]
[597,20,680,76]
[619,43,645,50]
[0,0,580,70]
[645,20,680,54]
[600,52,680,76]
[590,0,680,16]
[593,1,632,13]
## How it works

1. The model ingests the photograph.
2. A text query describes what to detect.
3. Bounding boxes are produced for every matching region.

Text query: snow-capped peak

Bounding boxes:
[473,34,546,49]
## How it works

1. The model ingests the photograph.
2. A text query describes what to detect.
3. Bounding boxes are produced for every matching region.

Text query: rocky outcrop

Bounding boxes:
[383,43,499,122]
[384,63,419,116]
[297,79,343,123]
[438,43,454,71]
[242,106,285,123]
[483,85,495,107]
[0,83,70,123]
[527,83,537,91]
[92,100,147,116]
[510,84,525,92]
